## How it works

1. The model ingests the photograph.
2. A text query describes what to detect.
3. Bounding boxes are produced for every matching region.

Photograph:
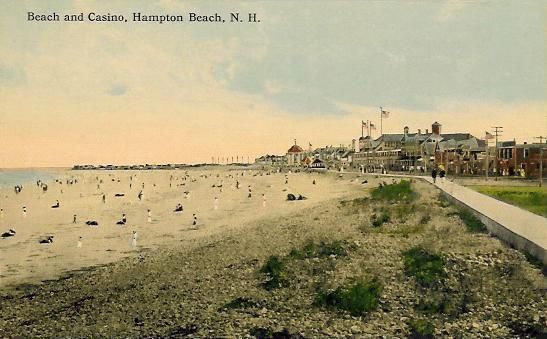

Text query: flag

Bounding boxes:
[362,120,368,128]
[381,109,390,118]
[485,131,494,140]
[370,122,377,130]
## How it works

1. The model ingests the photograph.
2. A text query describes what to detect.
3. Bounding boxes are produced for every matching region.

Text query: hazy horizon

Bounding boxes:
[1,0,545,168]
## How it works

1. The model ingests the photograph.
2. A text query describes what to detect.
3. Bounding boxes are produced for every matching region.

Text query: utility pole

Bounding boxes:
[491,126,503,181]
[485,142,489,181]
[534,136,545,187]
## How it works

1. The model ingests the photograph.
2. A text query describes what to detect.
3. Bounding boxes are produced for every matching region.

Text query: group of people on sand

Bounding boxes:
[2,169,313,251]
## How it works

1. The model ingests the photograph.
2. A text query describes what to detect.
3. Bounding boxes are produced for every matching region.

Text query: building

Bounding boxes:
[310,158,326,170]
[352,121,485,174]
[286,143,304,166]
[254,154,286,166]
[495,142,547,178]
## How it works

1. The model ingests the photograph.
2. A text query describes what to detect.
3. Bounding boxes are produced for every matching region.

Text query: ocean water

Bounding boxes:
[0,168,67,187]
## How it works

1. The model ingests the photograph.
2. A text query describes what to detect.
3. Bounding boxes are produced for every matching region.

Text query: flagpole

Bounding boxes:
[379,107,383,136]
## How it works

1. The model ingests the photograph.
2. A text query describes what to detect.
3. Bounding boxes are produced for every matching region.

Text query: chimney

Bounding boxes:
[417,129,421,135]
[432,122,441,135]
[426,129,429,134]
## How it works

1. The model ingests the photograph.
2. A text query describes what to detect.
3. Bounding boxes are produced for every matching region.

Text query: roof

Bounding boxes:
[287,145,304,153]
[497,140,516,147]
[440,133,473,142]
[515,143,547,149]
[378,134,404,142]
[403,133,430,143]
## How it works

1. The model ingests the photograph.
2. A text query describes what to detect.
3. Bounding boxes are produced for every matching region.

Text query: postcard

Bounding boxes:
[0,1,545,337]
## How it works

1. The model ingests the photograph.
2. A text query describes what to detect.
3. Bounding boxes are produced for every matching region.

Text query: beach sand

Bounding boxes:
[0,168,365,289]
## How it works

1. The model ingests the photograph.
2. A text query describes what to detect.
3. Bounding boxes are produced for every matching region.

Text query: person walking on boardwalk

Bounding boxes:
[431,167,438,184]
[438,164,446,183]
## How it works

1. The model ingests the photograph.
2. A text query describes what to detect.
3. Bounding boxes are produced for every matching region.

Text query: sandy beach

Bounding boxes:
[0,167,364,289]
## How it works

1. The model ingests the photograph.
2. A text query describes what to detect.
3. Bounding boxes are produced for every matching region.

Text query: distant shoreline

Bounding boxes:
[71,163,254,170]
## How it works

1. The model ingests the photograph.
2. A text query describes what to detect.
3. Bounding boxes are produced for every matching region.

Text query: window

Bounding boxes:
[524,148,529,158]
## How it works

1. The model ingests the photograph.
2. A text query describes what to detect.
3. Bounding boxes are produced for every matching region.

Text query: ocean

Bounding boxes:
[0,168,67,188]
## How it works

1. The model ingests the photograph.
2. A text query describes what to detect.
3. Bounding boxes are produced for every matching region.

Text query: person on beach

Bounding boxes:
[174,203,183,212]
[73,214,77,224]
[77,236,82,248]
[431,167,438,184]
[116,214,127,225]
[102,193,106,203]
[51,200,60,208]
[39,235,54,244]
[0,208,4,220]
[1,229,16,238]
[214,197,219,210]
[184,191,190,199]
[138,191,143,201]
[22,206,27,218]
[131,231,138,247]
[192,214,198,228]
[262,194,266,208]
[147,209,152,223]
[236,180,240,189]
[248,186,252,198]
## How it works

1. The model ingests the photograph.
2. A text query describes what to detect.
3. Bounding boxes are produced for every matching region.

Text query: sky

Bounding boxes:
[0,0,545,167]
